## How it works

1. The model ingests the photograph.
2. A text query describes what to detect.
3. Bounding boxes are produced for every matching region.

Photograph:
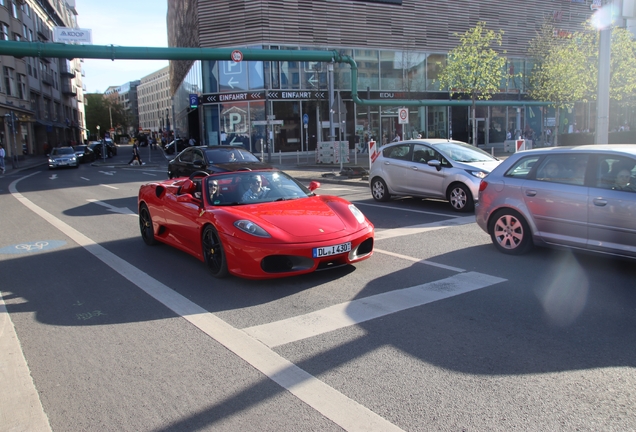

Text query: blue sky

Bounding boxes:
[77,0,169,93]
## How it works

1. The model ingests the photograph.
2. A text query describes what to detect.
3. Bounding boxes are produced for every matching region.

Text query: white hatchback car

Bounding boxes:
[369,139,501,211]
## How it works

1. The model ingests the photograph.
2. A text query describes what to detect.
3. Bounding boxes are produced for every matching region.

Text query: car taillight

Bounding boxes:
[479,180,488,192]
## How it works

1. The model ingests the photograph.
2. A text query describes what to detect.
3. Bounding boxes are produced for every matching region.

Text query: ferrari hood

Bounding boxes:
[239,197,347,237]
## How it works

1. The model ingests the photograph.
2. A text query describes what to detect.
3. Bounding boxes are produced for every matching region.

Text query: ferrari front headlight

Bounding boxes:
[348,204,366,224]
[234,220,271,238]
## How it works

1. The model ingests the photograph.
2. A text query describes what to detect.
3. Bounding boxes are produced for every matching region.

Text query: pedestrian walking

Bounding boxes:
[128,142,144,165]
[0,143,5,174]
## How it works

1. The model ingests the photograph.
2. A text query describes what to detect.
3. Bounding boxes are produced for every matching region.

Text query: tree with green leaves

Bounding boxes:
[85,93,132,140]
[528,20,636,145]
[528,33,592,146]
[437,22,507,146]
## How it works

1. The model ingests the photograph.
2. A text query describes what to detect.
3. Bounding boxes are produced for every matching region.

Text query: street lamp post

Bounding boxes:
[97,125,105,162]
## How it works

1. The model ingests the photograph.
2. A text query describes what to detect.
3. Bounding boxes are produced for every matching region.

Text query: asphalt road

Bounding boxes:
[1,153,635,432]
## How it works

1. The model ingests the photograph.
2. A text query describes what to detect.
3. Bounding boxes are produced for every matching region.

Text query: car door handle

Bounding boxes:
[525,190,537,197]
[593,198,607,206]
[410,166,419,170]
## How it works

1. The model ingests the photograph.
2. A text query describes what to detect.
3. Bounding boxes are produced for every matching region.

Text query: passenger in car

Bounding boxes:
[540,161,561,180]
[612,168,635,192]
[209,180,224,204]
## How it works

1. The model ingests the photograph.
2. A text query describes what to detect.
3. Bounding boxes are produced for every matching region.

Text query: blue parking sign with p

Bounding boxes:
[189,94,199,108]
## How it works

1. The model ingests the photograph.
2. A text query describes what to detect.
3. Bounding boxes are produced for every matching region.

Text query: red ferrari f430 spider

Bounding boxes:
[138,170,374,279]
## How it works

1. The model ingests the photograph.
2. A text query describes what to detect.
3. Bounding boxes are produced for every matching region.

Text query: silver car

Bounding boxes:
[48,146,79,169]
[369,139,501,211]
[475,145,636,258]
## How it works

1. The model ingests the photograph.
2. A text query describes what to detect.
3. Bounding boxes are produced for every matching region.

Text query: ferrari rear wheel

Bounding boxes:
[202,225,229,278]
[139,204,158,246]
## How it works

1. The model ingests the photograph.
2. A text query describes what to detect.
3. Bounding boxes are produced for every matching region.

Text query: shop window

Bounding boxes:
[426,54,446,91]
[355,49,379,91]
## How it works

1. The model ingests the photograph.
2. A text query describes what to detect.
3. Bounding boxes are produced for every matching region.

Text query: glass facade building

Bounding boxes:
[168,0,598,153]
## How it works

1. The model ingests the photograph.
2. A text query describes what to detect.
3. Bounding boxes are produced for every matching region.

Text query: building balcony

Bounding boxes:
[60,60,74,77]
[62,82,77,96]
[41,72,54,86]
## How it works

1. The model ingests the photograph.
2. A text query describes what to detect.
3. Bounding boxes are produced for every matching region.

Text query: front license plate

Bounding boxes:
[313,242,351,258]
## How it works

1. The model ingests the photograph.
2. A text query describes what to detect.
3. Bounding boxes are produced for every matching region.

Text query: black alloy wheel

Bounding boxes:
[139,204,158,246]
[202,225,229,278]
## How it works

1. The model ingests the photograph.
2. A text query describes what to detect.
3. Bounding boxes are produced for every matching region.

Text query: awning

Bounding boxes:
[35,119,53,127]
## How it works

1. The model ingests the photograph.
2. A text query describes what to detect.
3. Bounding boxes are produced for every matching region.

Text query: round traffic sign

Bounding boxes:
[231,50,243,62]
[399,108,408,120]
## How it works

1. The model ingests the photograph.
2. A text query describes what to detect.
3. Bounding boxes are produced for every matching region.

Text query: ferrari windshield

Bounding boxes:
[205,171,313,205]
[435,142,497,163]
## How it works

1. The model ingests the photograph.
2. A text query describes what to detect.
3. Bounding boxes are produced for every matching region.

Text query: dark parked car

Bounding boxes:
[164,139,188,155]
[475,145,636,258]
[73,145,96,163]
[89,139,118,158]
[168,145,271,179]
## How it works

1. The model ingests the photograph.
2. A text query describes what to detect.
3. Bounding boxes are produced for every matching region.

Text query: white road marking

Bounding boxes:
[374,215,475,241]
[318,187,356,191]
[100,184,118,190]
[142,172,157,176]
[81,177,90,181]
[356,201,462,218]
[7,173,404,432]
[374,248,465,272]
[86,199,136,216]
[0,293,52,432]
[244,272,505,348]
[49,174,57,180]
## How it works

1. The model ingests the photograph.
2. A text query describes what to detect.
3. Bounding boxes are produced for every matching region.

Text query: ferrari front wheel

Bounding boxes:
[139,204,158,246]
[202,225,229,278]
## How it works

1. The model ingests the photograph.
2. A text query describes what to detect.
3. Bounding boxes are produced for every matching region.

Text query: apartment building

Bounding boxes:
[0,0,85,160]
[137,66,170,136]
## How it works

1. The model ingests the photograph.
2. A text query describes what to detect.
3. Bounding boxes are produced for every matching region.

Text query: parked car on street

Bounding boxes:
[88,140,117,158]
[138,170,374,279]
[369,139,501,212]
[168,145,271,178]
[48,146,79,169]
[73,145,96,163]
[475,145,636,258]
[164,139,188,155]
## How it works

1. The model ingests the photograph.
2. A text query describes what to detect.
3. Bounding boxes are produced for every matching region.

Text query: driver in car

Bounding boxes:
[242,174,270,202]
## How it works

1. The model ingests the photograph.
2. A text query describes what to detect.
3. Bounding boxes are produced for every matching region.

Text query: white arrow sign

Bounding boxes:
[228,77,238,89]
[86,199,136,216]
[308,74,318,87]
[49,174,58,180]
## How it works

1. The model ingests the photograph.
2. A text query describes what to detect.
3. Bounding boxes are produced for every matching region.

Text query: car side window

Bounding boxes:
[595,155,636,192]
[179,149,194,163]
[504,156,541,179]
[383,144,411,161]
[412,144,435,163]
[193,150,204,163]
[534,154,588,185]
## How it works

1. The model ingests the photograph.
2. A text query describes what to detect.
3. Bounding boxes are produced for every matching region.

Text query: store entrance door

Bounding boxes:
[381,115,400,146]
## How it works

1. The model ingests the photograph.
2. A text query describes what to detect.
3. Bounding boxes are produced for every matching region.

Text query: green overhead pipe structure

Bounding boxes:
[0,40,551,108]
